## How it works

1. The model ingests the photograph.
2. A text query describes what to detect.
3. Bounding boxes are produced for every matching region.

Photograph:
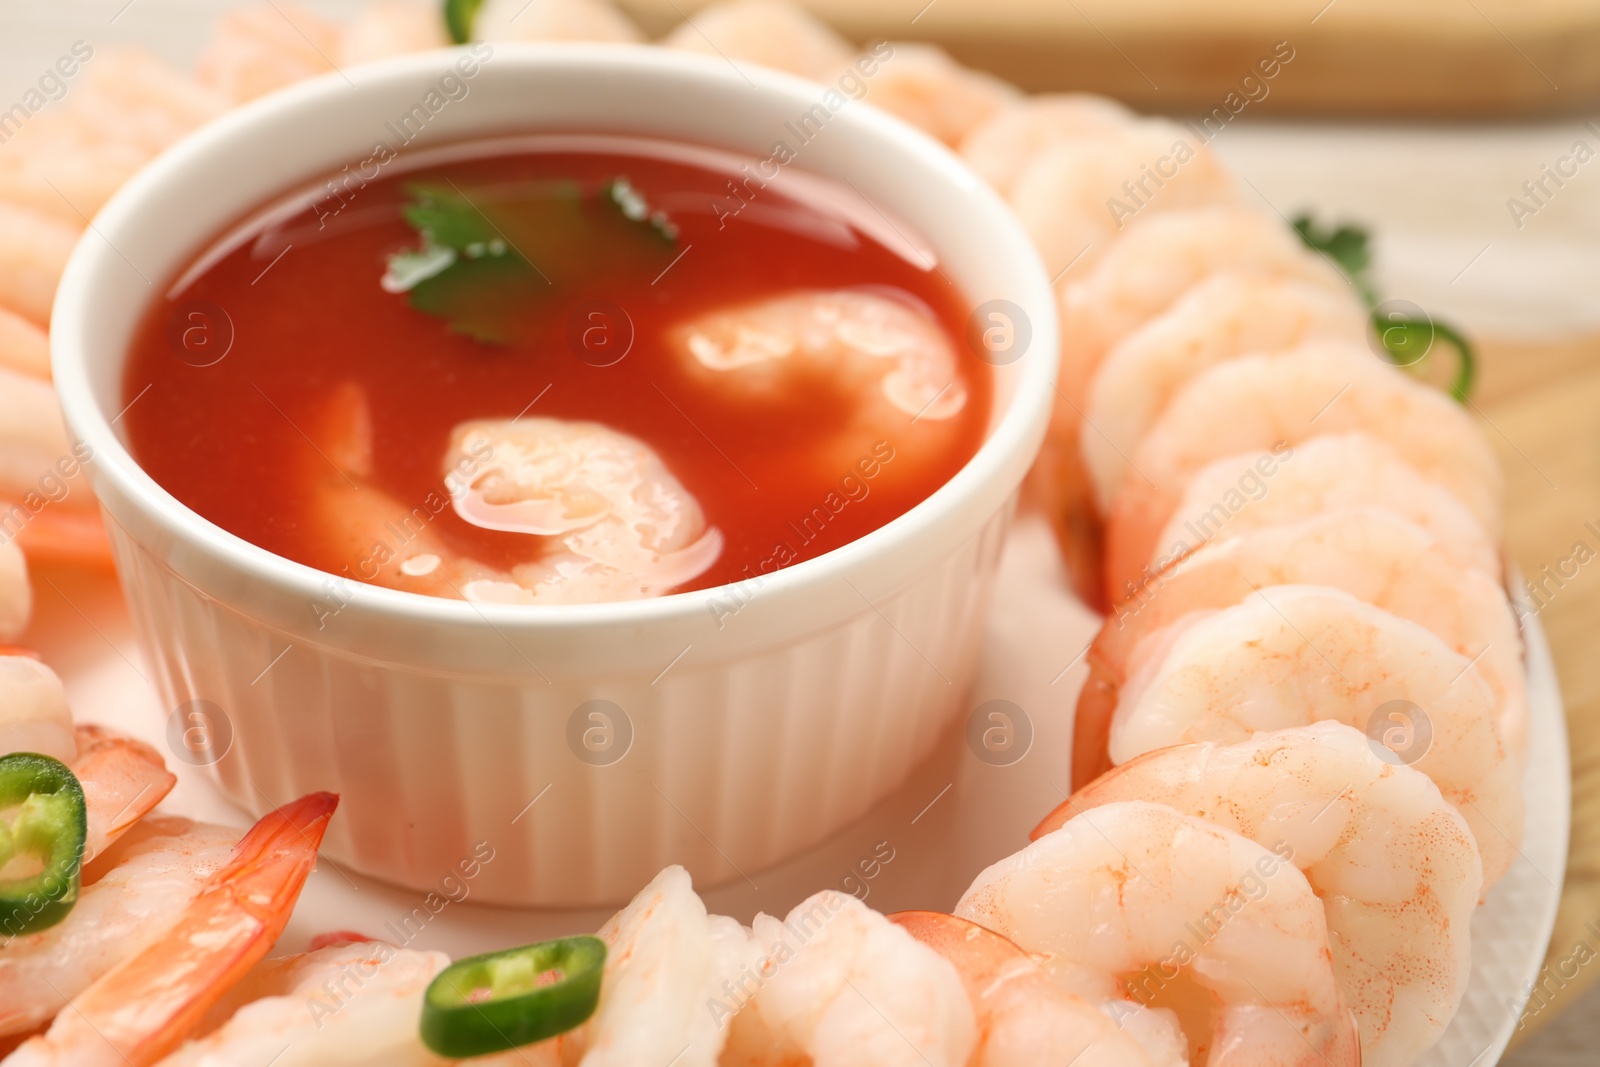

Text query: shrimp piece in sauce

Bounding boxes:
[670,288,968,482]
[1108,585,1521,887]
[957,800,1360,1067]
[4,793,337,1067]
[1052,723,1481,1067]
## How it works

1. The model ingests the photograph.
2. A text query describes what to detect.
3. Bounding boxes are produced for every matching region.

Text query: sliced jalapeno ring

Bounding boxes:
[420,934,606,1058]
[0,752,87,938]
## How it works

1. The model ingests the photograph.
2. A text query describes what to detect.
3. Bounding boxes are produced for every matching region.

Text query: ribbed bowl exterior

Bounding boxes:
[109,504,1011,905]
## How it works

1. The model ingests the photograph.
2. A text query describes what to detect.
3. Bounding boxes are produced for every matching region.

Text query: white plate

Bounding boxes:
[27,514,1567,1064]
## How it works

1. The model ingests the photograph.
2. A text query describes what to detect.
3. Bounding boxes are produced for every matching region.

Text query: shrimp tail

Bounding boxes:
[8,793,338,1067]
[72,725,178,863]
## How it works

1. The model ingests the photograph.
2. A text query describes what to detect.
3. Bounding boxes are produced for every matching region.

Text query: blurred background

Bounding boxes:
[3,3,1596,1061]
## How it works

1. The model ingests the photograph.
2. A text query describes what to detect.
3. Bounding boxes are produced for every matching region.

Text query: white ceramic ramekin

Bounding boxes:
[51,45,1056,906]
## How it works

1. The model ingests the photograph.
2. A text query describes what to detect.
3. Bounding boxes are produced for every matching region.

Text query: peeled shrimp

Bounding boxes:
[0,819,237,1038]
[1055,206,1349,419]
[196,5,345,104]
[0,655,72,762]
[0,662,173,855]
[155,941,452,1067]
[958,93,1136,195]
[0,310,49,380]
[1079,508,1526,787]
[560,865,751,1067]
[307,385,720,604]
[660,1,855,81]
[1082,273,1369,510]
[0,363,105,571]
[0,49,225,228]
[1051,723,1481,1067]
[476,0,645,43]
[721,890,977,1067]
[860,43,1020,148]
[339,0,450,65]
[1145,433,1500,592]
[671,288,967,477]
[1009,122,1240,286]
[957,800,1360,1067]
[890,911,1177,1067]
[1108,585,1521,886]
[1108,342,1503,577]
[6,793,337,1067]
[0,203,77,328]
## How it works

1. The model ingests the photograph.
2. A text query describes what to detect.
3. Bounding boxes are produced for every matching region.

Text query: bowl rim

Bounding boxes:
[50,43,1058,634]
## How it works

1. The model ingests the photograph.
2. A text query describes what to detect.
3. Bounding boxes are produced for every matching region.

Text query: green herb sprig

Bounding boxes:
[1293,213,1474,402]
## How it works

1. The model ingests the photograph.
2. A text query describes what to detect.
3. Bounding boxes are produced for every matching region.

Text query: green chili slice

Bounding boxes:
[420,935,606,1057]
[0,753,87,938]
[443,0,485,44]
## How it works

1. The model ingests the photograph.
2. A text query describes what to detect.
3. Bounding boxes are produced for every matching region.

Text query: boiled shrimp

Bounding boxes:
[890,911,1179,1067]
[1051,722,1481,1067]
[5,792,337,1067]
[670,287,968,479]
[1106,341,1503,586]
[1082,273,1369,510]
[0,49,225,229]
[196,5,345,104]
[0,363,106,571]
[1008,122,1240,286]
[1143,433,1500,593]
[1078,508,1526,787]
[721,890,977,1067]
[0,311,49,381]
[154,941,452,1067]
[306,385,721,604]
[340,1,450,66]
[859,43,1019,147]
[1055,206,1349,420]
[660,1,855,81]
[0,819,237,1039]
[0,655,72,763]
[0,203,77,328]
[957,799,1361,1067]
[563,865,751,1067]
[1108,585,1521,886]
[475,0,645,43]
[958,93,1136,195]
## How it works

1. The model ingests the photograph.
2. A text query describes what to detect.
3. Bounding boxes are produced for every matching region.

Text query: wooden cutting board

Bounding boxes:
[619,0,1598,117]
